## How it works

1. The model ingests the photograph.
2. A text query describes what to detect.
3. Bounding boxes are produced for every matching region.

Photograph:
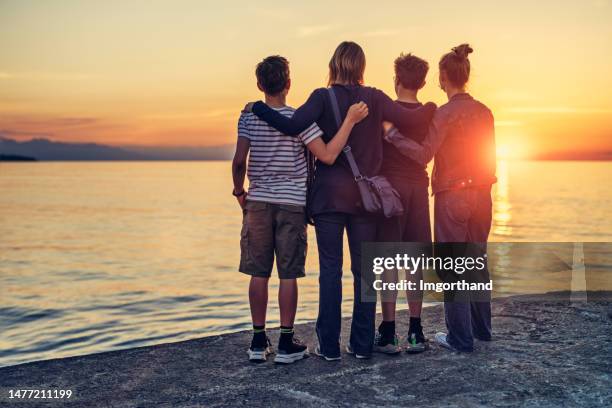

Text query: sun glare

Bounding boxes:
[497,145,511,159]
[496,141,528,160]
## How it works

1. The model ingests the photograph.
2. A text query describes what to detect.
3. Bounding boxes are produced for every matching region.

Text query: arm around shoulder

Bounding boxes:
[305,101,369,165]
[385,108,448,166]
[252,89,325,136]
[378,88,437,130]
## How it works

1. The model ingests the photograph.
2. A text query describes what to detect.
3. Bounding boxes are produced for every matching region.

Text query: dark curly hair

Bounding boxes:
[394,53,429,90]
[255,55,290,95]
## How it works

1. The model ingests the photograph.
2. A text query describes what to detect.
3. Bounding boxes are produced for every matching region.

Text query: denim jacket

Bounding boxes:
[385,93,497,194]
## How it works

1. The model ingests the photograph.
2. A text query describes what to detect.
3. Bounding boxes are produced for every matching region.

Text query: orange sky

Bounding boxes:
[1,0,611,158]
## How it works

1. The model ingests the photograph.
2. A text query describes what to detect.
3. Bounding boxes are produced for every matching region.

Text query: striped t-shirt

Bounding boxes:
[238,106,322,206]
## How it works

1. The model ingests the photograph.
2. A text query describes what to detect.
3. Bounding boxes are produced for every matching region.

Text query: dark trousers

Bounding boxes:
[314,212,377,357]
[434,187,493,352]
[377,180,432,305]
[377,180,431,243]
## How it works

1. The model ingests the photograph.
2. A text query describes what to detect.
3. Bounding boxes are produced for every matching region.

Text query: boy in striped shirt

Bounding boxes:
[232,55,367,364]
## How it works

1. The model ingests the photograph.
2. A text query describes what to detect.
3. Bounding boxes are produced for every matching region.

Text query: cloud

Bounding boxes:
[140,109,236,121]
[360,28,403,38]
[503,107,612,114]
[495,120,523,127]
[251,7,293,20]
[593,0,609,8]
[0,116,124,143]
[5,116,99,128]
[0,72,95,81]
[0,129,54,139]
[494,89,537,102]
[296,24,403,39]
[296,24,336,38]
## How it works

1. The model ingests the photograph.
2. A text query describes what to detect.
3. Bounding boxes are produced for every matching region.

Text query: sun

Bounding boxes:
[496,141,528,160]
[496,144,511,159]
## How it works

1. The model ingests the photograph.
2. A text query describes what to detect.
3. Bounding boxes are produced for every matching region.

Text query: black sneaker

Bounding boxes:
[405,324,428,354]
[274,334,308,364]
[373,332,401,354]
[248,334,273,363]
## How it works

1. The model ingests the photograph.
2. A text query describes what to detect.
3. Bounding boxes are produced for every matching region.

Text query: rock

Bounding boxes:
[0,291,610,407]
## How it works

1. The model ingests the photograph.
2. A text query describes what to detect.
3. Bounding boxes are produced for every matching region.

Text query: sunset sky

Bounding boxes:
[1,0,611,158]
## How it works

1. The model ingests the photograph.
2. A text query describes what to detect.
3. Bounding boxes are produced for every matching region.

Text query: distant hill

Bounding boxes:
[0,137,234,161]
[0,154,37,161]
[123,145,234,160]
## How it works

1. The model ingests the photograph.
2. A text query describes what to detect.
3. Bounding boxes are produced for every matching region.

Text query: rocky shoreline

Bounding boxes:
[1,291,610,407]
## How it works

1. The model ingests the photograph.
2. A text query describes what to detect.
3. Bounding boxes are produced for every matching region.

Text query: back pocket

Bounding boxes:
[445,190,471,224]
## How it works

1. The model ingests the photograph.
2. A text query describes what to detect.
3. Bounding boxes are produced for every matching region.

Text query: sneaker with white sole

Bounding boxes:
[434,332,458,352]
[373,332,401,354]
[274,335,308,364]
[313,346,341,361]
[405,325,429,354]
[345,344,371,359]
[247,335,273,363]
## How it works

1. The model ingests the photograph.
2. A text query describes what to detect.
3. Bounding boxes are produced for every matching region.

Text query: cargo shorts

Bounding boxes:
[239,200,307,279]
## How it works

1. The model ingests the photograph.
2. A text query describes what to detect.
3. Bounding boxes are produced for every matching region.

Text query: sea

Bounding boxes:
[1,160,611,367]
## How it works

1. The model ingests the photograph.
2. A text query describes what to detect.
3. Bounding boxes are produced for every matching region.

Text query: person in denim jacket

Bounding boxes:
[385,44,496,352]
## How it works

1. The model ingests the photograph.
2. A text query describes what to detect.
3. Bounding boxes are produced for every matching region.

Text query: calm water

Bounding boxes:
[1,160,611,367]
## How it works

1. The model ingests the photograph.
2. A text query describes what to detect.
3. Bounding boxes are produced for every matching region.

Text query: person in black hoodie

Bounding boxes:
[375,53,432,355]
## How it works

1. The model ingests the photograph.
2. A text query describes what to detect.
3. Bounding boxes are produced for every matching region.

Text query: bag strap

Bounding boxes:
[342,146,364,181]
[327,87,364,181]
[328,87,342,129]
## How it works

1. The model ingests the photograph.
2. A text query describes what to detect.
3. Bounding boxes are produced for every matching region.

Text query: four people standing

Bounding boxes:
[232,42,496,363]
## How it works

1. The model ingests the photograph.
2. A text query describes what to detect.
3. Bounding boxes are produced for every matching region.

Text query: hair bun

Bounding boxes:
[452,44,473,59]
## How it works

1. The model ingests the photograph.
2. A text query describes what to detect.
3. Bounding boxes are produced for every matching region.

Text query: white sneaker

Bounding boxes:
[314,346,341,361]
[434,332,457,351]
[345,344,371,359]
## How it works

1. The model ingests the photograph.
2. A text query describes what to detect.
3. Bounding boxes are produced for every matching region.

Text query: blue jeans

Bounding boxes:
[314,212,377,357]
[434,187,493,352]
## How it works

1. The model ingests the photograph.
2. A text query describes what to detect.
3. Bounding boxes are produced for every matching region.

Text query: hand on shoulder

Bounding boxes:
[346,102,369,124]
[422,101,438,121]
[242,102,256,113]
